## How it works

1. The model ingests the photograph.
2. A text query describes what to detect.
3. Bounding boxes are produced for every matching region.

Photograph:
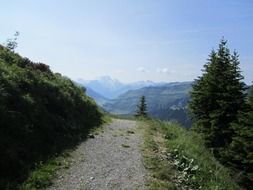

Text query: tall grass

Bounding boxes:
[141,119,239,190]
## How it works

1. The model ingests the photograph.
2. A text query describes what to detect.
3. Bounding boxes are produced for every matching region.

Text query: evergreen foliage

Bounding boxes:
[189,39,247,149]
[225,87,253,188]
[0,45,103,189]
[135,95,148,117]
[189,39,252,189]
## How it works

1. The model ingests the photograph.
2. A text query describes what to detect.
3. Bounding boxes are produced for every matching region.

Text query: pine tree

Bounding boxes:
[249,86,253,106]
[135,96,148,117]
[189,39,247,149]
[226,87,253,188]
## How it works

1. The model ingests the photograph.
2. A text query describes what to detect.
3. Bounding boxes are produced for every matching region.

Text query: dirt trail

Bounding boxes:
[48,119,147,190]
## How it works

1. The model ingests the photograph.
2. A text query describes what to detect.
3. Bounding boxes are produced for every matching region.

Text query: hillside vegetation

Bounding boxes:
[140,119,239,190]
[0,45,103,189]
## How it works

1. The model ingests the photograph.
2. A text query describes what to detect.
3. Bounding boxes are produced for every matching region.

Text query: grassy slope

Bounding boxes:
[139,119,239,190]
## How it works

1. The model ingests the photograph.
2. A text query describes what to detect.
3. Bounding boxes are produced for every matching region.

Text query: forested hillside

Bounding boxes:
[103,82,192,127]
[0,45,103,189]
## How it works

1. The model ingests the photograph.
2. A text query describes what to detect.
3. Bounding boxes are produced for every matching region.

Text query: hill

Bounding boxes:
[85,86,109,106]
[0,45,103,189]
[103,82,192,127]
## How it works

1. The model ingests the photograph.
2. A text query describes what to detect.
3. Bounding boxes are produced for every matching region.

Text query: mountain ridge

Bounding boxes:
[77,76,193,127]
[85,86,109,106]
[77,76,171,99]
[102,81,192,127]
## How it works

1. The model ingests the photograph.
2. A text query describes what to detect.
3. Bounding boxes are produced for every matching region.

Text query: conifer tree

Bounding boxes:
[135,95,148,117]
[226,86,253,188]
[189,39,247,149]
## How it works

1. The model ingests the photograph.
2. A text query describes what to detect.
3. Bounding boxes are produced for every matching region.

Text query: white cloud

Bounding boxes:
[137,67,149,73]
[156,67,175,74]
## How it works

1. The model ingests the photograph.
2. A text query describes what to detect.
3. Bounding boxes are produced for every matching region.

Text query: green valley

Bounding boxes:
[103,82,192,127]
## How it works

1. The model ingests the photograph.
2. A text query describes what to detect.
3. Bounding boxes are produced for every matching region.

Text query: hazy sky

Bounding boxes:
[0,0,253,83]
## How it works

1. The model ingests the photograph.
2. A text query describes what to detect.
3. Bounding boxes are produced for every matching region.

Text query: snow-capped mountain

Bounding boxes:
[76,76,165,99]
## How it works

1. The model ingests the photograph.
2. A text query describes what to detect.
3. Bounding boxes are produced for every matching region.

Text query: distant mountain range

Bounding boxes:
[77,77,193,127]
[78,77,251,128]
[103,82,192,127]
[77,76,166,99]
[85,86,109,106]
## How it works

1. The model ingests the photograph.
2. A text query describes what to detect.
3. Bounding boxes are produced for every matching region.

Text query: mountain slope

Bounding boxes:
[77,76,123,99]
[77,76,166,99]
[103,82,192,127]
[85,86,108,106]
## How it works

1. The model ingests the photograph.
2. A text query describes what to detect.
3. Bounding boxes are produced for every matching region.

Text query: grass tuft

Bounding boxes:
[20,151,71,190]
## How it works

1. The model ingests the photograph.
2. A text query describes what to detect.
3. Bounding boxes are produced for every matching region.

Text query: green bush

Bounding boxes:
[0,45,103,189]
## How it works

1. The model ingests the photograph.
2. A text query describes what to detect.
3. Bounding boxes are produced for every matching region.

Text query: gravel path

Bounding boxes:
[48,119,147,190]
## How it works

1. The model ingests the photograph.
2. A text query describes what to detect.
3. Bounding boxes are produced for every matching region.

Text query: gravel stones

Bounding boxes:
[47,119,147,190]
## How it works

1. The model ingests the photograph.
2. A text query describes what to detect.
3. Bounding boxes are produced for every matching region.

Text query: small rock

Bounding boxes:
[88,134,95,138]
[127,130,135,134]
[90,176,95,180]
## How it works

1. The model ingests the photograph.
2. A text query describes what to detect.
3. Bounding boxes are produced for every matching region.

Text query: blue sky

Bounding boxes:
[0,0,253,83]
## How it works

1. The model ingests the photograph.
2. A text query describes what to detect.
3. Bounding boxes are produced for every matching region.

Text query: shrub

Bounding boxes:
[0,45,103,189]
